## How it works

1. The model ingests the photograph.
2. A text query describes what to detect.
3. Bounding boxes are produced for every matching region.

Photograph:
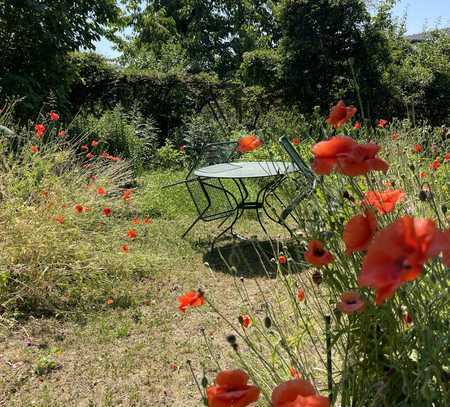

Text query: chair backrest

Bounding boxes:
[186,141,239,219]
[279,136,315,181]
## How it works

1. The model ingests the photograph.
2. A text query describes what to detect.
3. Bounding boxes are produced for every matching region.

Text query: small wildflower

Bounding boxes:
[49,111,59,121]
[34,124,46,138]
[413,144,423,153]
[91,140,99,147]
[58,130,65,137]
[292,137,300,145]
[96,187,107,196]
[430,159,440,171]
[403,313,413,324]
[55,215,64,224]
[132,217,141,225]
[74,204,85,213]
[81,145,89,152]
[336,291,365,314]
[377,119,388,128]
[239,315,252,329]
[296,288,305,302]
[304,241,333,267]
[106,298,113,305]
[177,289,205,313]
[86,152,95,160]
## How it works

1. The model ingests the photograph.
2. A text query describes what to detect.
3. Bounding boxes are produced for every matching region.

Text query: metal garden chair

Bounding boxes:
[180,141,243,238]
[278,136,316,222]
[261,136,316,231]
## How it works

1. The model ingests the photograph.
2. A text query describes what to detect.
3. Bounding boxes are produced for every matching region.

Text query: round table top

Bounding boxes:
[194,161,297,179]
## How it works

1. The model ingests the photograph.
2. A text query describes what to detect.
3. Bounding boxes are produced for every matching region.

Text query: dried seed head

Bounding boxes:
[312,271,323,285]
[231,343,239,352]
[226,334,237,345]
[264,316,272,329]
[442,205,447,214]
[201,376,208,388]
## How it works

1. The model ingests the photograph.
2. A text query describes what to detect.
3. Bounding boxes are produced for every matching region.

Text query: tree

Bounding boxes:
[118,1,280,78]
[0,0,120,117]
[279,0,392,116]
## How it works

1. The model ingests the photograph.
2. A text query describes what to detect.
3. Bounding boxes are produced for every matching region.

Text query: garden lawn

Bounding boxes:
[0,170,287,406]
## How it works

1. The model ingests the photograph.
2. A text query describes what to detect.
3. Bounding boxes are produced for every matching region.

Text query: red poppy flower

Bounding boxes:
[81,145,89,152]
[49,111,59,121]
[207,369,260,407]
[239,314,252,329]
[325,100,357,129]
[377,119,388,128]
[34,124,46,138]
[312,136,388,176]
[363,190,405,215]
[55,215,64,224]
[132,217,141,225]
[413,144,423,153]
[100,151,122,161]
[122,189,133,201]
[391,132,399,141]
[304,240,333,267]
[58,130,65,137]
[121,244,129,253]
[177,290,205,313]
[278,255,287,265]
[444,152,450,162]
[292,137,300,145]
[103,207,111,217]
[237,134,262,153]
[143,217,152,224]
[272,379,330,407]
[91,140,99,147]
[127,229,137,239]
[30,145,39,153]
[419,171,427,178]
[296,288,305,302]
[96,187,107,196]
[343,210,377,254]
[430,159,440,171]
[86,152,95,160]
[106,298,113,305]
[358,217,440,304]
[74,204,85,213]
[353,121,361,129]
[336,291,365,314]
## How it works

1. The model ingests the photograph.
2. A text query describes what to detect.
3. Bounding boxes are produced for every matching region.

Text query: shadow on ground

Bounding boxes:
[202,237,304,277]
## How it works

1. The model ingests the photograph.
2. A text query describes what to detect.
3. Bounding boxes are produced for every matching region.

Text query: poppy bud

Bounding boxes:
[240,277,245,283]
[418,190,429,201]
[409,164,415,171]
[201,376,208,388]
[442,205,448,214]
[226,334,237,345]
[264,316,272,329]
[312,271,323,285]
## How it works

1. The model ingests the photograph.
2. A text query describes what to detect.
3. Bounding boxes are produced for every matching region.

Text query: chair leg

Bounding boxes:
[181,214,204,238]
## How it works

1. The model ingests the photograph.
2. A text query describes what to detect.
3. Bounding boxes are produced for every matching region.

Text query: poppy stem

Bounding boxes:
[325,315,333,403]
[186,360,206,405]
